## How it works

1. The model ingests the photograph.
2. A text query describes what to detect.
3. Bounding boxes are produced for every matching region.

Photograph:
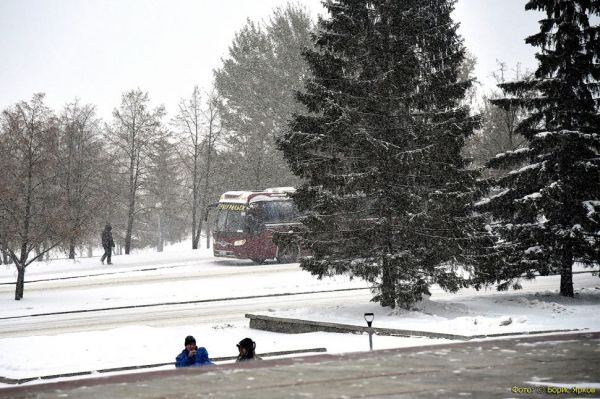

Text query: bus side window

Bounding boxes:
[246,206,264,235]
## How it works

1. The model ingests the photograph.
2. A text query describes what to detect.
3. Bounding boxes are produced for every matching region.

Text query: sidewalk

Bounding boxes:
[3,331,599,399]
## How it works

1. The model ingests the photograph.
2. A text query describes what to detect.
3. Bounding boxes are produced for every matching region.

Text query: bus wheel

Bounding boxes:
[251,258,266,265]
[277,244,299,264]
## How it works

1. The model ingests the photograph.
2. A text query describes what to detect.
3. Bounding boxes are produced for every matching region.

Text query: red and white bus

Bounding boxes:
[209,188,303,264]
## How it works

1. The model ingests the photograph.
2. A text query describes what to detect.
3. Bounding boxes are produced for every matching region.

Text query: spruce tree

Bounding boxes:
[475,1,600,296]
[279,0,487,309]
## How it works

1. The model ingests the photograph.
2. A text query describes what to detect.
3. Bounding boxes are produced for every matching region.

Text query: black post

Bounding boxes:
[364,313,374,351]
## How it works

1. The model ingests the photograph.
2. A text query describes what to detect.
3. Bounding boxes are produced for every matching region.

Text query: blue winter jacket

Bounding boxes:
[175,347,214,368]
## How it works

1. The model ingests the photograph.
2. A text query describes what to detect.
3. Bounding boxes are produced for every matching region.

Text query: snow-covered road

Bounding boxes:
[1,248,597,339]
[0,288,373,337]
[0,253,368,319]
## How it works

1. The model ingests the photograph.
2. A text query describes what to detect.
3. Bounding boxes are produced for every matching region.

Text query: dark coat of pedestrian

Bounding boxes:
[175,335,214,368]
[236,337,262,362]
[100,224,115,265]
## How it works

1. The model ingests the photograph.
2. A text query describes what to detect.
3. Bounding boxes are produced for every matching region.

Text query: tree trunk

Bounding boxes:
[193,187,206,250]
[191,173,200,250]
[2,244,9,264]
[15,266,25,300]
[192,218,200,249]
[68,237,76,259]
[125,195,135,255]
[157,211,163,252]
[15,247,28,300]
[87,244,93,258]
[191,190,199,249]
[560,246,574,297]
[192,188,204,250]
[380,256,396,308]
[194,207,204,251]
[192,222,199,249]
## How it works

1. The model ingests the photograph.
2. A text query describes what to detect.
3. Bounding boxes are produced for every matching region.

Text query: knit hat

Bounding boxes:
[237,338,255,351]
[184,335,196,345]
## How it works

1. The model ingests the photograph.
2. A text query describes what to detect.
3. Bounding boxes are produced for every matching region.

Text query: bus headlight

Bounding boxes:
[234,239,247,246]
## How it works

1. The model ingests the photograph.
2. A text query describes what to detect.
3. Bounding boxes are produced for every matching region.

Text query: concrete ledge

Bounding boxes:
[246,313,581,341]
[247,313,467,340]
[0,347,326,385]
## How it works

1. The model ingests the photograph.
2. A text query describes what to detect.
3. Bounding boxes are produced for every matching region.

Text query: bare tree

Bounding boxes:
[0,94,67,300]
[57,100,104,259]
[465,62,530,175]
[173,86,222,249]
[107,89,165,254]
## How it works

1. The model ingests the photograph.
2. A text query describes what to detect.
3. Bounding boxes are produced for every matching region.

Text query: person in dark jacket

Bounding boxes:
[100,224,115,265]
[236,337,261,362]
[175,335,214,368]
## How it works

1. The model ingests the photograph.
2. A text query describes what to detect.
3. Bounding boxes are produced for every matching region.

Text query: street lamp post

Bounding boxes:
[364,312,374,351]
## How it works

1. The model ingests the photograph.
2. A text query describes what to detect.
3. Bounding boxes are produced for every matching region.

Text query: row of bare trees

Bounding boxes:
[0,3,320,301]
[0,88,225,299]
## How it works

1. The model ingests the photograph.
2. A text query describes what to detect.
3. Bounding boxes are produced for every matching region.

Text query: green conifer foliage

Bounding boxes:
[279,0,488,308]
[475,1,600,296]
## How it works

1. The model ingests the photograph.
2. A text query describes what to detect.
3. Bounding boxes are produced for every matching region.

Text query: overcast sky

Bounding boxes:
[0,0,543,120]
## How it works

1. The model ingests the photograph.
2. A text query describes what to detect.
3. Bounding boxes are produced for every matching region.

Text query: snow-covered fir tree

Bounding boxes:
[474,0,600,296]
[278,0,489,309]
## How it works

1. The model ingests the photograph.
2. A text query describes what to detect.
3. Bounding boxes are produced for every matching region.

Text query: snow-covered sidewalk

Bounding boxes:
[263,274,600,337]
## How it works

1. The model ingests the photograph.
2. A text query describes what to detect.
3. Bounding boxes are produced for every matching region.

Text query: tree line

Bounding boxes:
[1,1,598,305]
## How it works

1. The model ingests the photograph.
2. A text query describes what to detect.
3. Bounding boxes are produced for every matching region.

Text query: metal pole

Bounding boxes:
[364,313,374,351]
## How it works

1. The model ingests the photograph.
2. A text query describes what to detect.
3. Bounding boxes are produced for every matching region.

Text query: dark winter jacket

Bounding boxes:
[235,354,262,362]
[175,347,213,368]
[101,227,115,249]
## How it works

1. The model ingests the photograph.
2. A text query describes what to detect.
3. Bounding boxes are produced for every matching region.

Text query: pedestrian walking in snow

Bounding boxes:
[100,224,115,265]
[175,335,214,368]
[235,337,261,362]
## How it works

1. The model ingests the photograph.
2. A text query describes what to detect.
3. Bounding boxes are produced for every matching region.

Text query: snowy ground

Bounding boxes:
[271,277,600,337]
[0,240,599,387]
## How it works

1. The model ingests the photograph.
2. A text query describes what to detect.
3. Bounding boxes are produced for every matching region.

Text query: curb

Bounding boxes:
[246,313,582,340]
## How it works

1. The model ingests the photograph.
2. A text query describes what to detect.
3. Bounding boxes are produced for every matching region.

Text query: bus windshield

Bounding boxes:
[216,208,246,232]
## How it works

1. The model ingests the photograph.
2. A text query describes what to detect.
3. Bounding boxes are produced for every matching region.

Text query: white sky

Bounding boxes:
[0,0,542,120]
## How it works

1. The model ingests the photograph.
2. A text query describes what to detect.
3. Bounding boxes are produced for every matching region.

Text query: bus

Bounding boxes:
[209,188,303,264]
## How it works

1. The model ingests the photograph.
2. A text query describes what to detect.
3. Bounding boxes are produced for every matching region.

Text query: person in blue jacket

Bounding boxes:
[175,335,213,368]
